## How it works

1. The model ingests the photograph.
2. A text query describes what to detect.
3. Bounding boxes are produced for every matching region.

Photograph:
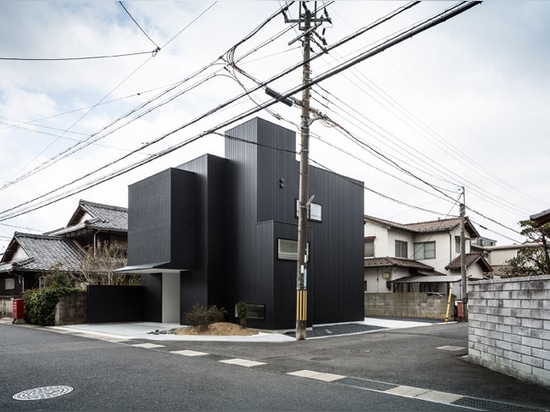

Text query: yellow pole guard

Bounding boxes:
[445,282,453,323]
[296,290,307,321]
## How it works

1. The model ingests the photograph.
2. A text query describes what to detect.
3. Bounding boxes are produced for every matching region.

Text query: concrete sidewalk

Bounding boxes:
[45,317,442,342]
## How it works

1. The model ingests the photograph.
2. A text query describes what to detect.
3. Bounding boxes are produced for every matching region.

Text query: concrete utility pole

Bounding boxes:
[285,2,330,340]
[460,187,467,321]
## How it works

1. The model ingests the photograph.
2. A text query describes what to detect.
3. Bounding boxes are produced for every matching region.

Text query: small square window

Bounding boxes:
[234,303,265,320]
[278,238,309,261]
[395,240,408,258]
[5,278,15,290]
[414,241,436,260]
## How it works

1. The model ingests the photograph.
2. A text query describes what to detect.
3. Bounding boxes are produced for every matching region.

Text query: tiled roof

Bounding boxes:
[78,200,127,231]
[48,199,127,235]
[364,215,480,237]
[402,218,462,232]
[364,257,434,270]
[531,208,550,225]
[446,253,492,273]
[0,232,87,273]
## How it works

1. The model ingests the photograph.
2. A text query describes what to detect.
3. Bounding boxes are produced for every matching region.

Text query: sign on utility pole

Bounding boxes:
[285,2,330,340]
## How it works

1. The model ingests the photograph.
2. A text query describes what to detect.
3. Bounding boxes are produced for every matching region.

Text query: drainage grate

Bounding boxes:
[13,386,74,401]
[452,396,541,411]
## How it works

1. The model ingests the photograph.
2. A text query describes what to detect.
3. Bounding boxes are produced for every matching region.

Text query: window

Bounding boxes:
[277,238,309,261]
[234,303,266,320]
[395,240,408,258]
[5,278,15,290]
[364,239,374,257]
[364,280,368,292]
[414,241,436,259]
[455,236,461,254]
[296,200,322,222]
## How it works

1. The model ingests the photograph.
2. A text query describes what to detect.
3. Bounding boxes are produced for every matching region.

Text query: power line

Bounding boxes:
[0,50,158,61]
[118,1,160,51]
[0,2,482,224]
[1,3,219,191]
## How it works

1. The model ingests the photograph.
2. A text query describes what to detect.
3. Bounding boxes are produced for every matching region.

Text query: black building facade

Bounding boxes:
[125,117,364,330]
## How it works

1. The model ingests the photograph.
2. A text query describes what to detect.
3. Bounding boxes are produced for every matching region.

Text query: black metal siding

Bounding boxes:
[129,117,364,329]
[308,168,365,324]
[224,117,364,329]
[141,273,162,322]
[128,170,172,266]
[87,285,145,323]
[177,154,228,317]
[127,168,196,270]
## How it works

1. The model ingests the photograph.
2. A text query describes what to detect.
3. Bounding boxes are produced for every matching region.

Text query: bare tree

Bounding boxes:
[75,241,139,286]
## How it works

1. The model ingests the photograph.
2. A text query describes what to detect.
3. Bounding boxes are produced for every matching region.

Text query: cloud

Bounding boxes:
[0,1,549,253]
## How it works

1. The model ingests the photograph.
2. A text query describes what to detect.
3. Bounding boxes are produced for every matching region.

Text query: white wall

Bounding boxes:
[162,273,180,323]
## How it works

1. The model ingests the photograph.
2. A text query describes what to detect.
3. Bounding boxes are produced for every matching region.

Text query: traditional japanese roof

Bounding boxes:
[47,199,127,235]
[391,275,466,284]
[364,257,434,271]
[0,232,87,273]
[364,215,480,237]
[445,253,492,273]
[530,208,550,225]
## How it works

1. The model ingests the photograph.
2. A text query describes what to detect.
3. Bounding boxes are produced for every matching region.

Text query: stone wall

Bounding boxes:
[365,292,454,320]
[468,275,550,387]
[55,291,87,325]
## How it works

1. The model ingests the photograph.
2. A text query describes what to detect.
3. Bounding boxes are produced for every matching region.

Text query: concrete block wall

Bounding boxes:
[468,275,550,387]
[55,291,87,325]
[0,297,13,318]
[365,292,453,320]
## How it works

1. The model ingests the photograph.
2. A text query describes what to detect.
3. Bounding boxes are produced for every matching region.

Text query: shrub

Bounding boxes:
[23,286,74,326]
[184,303,227,332]
[235,301,247,329]
[23,264,80,326]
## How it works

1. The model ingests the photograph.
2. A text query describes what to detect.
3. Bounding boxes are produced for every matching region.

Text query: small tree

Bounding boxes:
[184,304,227,332]
[504,219,550,277]
[235,301,247,329]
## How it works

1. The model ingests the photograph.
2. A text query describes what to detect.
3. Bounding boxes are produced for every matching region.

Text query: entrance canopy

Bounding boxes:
[114,262,184,274]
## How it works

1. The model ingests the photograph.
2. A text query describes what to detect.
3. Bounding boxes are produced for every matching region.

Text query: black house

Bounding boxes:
[121,117,364,330]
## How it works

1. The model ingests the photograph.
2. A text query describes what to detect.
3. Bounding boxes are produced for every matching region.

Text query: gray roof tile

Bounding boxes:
[3,233,87,272]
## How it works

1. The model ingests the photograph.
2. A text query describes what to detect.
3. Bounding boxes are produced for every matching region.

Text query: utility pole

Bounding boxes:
[285,2,330,340]
[460,187,467,321]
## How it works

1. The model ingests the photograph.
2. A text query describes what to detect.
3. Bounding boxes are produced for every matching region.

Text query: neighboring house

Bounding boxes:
[0,200,128,297]
[47,200,128,254]
[364,215,491,298]
[117,117,365,330]
[0,233,88,296]
[531,208,550,225]
[472,242,540,277]
[469,208,550,277]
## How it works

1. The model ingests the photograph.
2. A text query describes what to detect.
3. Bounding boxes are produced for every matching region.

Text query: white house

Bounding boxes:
[364,215,492,299]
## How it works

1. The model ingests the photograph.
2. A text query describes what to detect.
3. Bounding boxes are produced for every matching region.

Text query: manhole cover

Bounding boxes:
[13,385,74,401]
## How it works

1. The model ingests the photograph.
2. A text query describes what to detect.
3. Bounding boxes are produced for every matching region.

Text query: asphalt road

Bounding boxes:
[1,321,549,411]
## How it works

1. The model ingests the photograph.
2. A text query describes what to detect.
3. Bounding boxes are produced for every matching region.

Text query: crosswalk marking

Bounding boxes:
[288,369,346,382]
[170,349,208,357]
[219,358,266,367]
[131,343,165,349]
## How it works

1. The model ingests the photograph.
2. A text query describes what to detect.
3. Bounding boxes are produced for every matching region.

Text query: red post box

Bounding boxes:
[13,298,24,321]
[456,300,464,320]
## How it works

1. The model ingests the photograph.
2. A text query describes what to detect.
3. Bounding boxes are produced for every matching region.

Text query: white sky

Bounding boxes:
[0,1,549,253]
